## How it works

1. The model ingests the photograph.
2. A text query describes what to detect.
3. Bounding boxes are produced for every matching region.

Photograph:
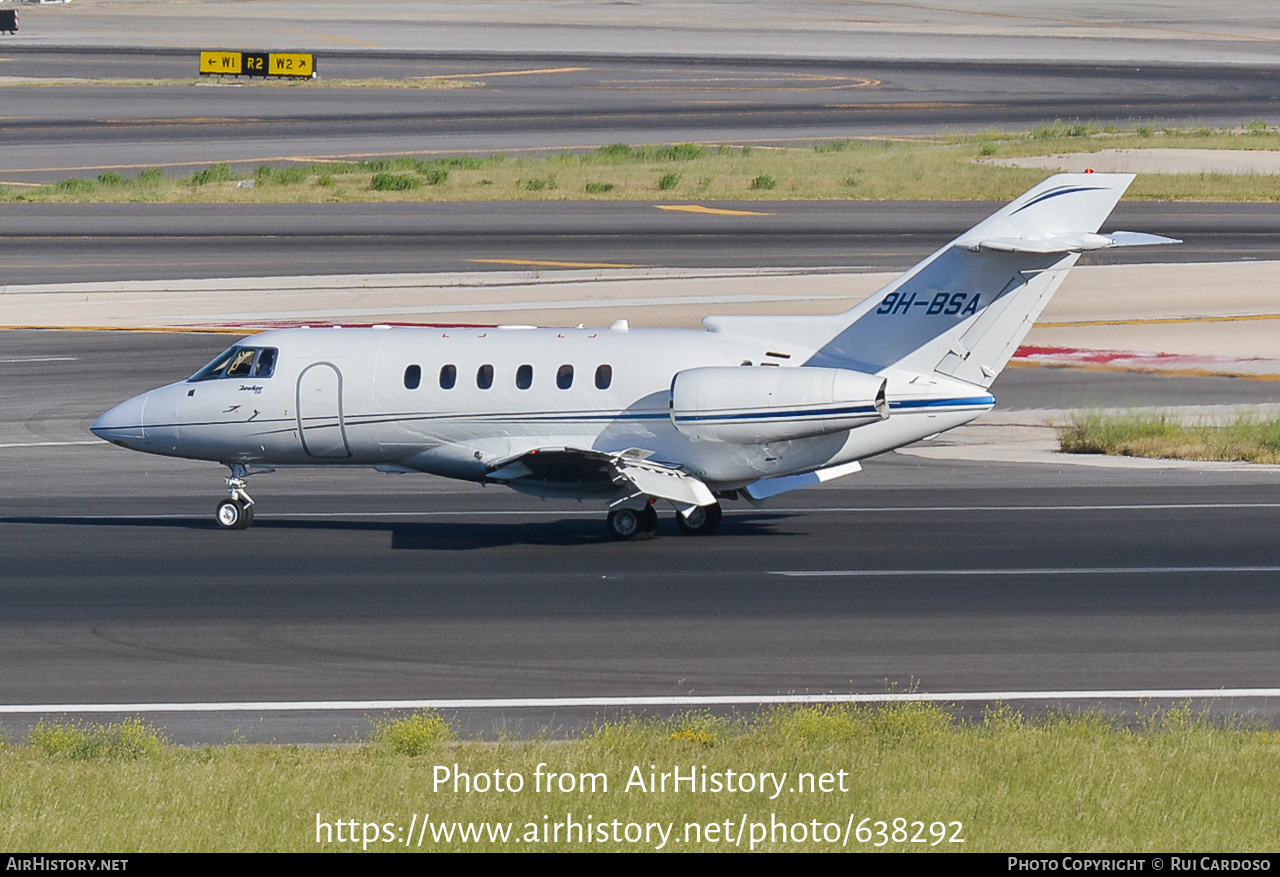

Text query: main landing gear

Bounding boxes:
[606,503,659,541]
[605,500,722,540]
[676,502,722,536]
[216,464,255,530]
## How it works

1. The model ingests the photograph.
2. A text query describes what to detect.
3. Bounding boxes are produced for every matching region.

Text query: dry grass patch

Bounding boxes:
[7,123,1280,204]
[1057,410,1280,463]
[3,706,1279,851]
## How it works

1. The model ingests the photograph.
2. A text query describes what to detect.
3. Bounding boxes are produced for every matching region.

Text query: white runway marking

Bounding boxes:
[4,501,1279,520]
[0,356,78,363]
[790,503,1280,513]
[2,690,1277,715]
[264,502,1280,517]
[775,566,1280,577]
[0,440,101,449]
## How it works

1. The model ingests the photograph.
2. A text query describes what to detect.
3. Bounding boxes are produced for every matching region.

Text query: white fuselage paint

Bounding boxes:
[109,323,993,491]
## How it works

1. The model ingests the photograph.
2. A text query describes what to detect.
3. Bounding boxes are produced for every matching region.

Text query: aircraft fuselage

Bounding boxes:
[94,323,993,491]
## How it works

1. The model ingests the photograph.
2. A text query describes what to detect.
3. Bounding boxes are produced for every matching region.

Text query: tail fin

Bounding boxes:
[805,174,1177,387]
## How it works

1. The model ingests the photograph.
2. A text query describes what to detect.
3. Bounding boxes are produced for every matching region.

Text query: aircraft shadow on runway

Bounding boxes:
[0,513,795,550]
[384,515,793,550]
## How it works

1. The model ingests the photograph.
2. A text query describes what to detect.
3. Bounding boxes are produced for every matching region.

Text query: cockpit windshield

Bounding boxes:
[189,345,278,382]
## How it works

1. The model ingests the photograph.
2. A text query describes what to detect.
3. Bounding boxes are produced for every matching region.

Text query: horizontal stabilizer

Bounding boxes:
[975,231,1181,253]
[1104,231,1182,247]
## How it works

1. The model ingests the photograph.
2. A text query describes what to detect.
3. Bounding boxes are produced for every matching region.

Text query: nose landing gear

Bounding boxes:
[216,497,253,530]
[216,464,256,530]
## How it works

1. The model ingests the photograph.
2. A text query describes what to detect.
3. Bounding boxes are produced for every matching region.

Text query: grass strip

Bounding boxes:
[1057,410,1280,463]
[3,704,1278,851]
[6,122,1280,205]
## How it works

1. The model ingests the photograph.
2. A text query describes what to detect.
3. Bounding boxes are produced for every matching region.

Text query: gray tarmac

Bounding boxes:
[3,331,1280,742]
[3,2,1280,743]
[0,200,1267,285]
[13,1,1280,66]
[3,49,1280,184]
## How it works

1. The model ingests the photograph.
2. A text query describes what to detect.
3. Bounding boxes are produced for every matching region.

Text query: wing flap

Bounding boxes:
[613,457,717,508]
[485,446,716,507]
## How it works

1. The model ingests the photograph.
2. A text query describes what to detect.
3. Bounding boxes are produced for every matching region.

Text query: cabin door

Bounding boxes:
[296,362,352,458]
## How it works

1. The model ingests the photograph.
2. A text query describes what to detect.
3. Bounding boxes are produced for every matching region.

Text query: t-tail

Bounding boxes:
[805,173,1178,387]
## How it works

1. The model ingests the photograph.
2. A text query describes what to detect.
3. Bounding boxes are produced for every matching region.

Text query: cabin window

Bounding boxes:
[439,364,457,389]
[404,364,421,390]
[188,346,278,382]
[595,364,612,390]
[556,364,574,389]
[477,364,494,389]
[516,364,533,389]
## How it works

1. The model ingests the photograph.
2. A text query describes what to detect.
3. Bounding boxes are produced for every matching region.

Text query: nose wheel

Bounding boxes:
[216,497,254,530]
[216,464,256,530]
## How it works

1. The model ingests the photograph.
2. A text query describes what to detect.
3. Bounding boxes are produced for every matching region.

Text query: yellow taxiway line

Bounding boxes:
[434,67,587,80]
[468,258,643,269]
[655,205,771,216]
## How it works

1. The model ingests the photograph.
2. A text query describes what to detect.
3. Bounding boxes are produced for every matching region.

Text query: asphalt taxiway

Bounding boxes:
[4,47,1280,183]
[0,200,1274,285]
[3,1,1279,742]
[2,331,1279,742]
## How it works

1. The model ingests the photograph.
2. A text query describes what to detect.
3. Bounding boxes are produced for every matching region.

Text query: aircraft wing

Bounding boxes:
[486,446,717,509]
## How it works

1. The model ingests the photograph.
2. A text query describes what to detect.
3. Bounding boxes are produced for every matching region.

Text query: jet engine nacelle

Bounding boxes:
[669,366,889,444]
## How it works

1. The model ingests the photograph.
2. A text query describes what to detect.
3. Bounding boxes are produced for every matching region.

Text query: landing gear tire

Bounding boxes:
[677,502,722,536]
[216,498,254,530]
[640,504,659,536]
[606,508,642,541]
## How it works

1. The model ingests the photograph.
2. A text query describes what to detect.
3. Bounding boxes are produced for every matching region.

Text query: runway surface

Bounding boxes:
[4,49,1280,183]
[0,200,1270,284]
[3,331,1279,742]
[4,14,1279,742]
[15,0,1280,67]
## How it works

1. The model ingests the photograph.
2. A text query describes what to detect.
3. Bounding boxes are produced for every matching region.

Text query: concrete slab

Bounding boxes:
[985,149,1280,175]
[4,259,1279,374]
[11,1,1280,65]
[0,267,871,331]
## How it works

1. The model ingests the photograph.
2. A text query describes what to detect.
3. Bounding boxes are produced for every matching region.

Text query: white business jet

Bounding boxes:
[91,173,1175,538]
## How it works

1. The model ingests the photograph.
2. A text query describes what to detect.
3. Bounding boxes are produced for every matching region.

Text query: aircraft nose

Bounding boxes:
[90,391,149,449]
